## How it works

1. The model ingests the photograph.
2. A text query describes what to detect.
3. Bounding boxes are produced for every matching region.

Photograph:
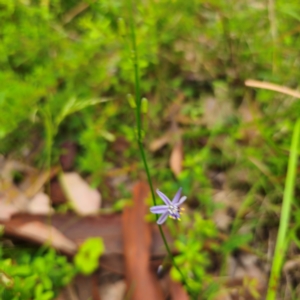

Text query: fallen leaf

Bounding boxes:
[0,160,58,218]
[122,182,164,300]
[0,200,19,221]
[99,280,126,300]
[59,172,101,215]
[2,213,173,258]
[4,220,77,254]
[27,192,53,215]
[149,133,172,152]
[0,180,28,220]
[169,139,183,177]
[169,276,189,300]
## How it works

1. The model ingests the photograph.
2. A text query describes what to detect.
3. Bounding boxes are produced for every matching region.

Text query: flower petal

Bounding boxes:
[150,205,168,214]
[172,187,182,204]
[177,196,187,205]
[174,212,181,219]
[157,211,169,225]
[156,189,172,205]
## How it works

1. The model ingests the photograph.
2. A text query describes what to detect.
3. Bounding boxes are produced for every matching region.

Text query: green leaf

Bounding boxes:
[170,266,182,282]
[55,97,109,128]
[74,238,105,275]
[221,233,253,253]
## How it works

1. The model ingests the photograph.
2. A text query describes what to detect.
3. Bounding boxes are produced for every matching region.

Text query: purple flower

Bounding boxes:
[150,187,187,225]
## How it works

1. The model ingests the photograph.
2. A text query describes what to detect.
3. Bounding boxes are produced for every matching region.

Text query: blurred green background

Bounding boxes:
[1,0,300,299]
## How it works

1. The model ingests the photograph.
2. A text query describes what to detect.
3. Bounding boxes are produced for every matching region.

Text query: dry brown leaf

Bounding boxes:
[0,162,59,220]
[0,200,19,221]
[0,180,28,220]
[169,276,189,300]
[5,221,77,254]
[27,192,53,215]
[59,172,101,215]
[99,280,126,300]
[1,159,58,199]
[122,182,164,300]
[149,133,172,152]
[2,213,173,261]
[170,139,183,177]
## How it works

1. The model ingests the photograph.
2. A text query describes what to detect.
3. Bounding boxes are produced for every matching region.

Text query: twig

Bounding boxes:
[62,1,95,25]
[245,79,300,99]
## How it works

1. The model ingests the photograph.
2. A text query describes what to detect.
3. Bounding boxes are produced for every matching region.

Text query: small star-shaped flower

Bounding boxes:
[150,187,187,224]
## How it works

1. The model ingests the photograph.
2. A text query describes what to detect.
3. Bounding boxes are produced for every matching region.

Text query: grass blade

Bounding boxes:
[266,118,300,299]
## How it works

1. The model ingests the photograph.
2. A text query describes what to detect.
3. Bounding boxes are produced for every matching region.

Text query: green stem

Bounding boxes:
[128,3,142,143]
[128,1,195,297]
[138,141,190,289]
[266,118,300,300]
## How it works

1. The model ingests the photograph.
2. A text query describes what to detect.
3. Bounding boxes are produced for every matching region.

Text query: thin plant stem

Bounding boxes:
[268,0,277,73]
[266,118,300,300]
[128,1,195,297]
[41,107,54,244]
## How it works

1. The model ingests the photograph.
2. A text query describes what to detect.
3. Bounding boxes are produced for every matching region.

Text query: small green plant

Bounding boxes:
[74,237,105,275]
[0,237,105,299]
[170,214,218,296]
[0,247,76,300]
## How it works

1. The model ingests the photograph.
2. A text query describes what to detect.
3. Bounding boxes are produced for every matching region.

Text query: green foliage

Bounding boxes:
[170,213,218,295]
[221,233,253,254]
[2,0,300,297]
[74,237,105,275]
[77,106,116,186]
[0,248,76,300]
